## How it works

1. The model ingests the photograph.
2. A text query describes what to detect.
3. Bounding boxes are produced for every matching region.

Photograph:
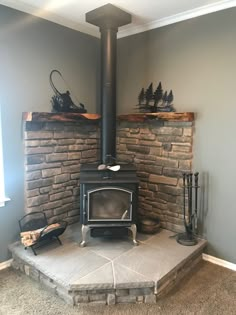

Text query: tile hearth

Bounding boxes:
[9,223,206,305]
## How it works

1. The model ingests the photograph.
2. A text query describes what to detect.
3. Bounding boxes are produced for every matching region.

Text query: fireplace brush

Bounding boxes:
[177,172,199,246]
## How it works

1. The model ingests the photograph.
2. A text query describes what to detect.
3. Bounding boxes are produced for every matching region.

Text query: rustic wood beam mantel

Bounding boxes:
[23,112,194,122]
[118,112,194,122]
[23,112,101,122]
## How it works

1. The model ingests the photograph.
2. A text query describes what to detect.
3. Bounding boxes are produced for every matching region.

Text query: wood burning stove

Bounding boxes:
[80,164,138,246]
[79,4,138,247]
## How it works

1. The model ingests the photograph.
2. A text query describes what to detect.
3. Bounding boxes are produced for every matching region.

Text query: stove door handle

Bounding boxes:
[83,193,87,221]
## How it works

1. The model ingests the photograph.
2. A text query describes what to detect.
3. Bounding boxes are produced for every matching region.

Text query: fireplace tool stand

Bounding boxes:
[177,172,199,246]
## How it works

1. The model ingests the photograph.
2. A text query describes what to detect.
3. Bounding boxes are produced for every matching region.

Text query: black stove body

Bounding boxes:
[79,5,138,246]
[80,164,139,246]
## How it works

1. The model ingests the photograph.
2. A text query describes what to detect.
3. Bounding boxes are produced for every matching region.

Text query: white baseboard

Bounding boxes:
[0,259,13,271]
[202,254,236,271]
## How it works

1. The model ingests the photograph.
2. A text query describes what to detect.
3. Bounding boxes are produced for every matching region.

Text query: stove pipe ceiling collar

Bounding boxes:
[86,4,132,164]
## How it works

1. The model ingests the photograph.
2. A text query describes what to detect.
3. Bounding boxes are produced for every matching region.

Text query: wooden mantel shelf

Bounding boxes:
[118,112,194,122]
[23,112,194,122]
[23,112,101,122]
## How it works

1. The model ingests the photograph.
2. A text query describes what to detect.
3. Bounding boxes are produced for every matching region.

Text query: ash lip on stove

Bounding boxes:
[79,4,138,247]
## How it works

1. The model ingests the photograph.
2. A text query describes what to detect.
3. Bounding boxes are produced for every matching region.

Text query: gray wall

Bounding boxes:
[0,5,99,262]
[117,8,236,263]
[1,4,235,264]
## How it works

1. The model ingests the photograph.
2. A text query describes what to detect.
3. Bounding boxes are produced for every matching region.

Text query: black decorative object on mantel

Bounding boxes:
[136,82,175,113]
[50,70,87,113]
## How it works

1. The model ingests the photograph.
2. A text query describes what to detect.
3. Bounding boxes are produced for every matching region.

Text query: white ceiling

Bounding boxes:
[0,0,235,38]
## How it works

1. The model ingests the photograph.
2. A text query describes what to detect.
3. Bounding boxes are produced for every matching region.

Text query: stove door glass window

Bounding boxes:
[88,187,132,221]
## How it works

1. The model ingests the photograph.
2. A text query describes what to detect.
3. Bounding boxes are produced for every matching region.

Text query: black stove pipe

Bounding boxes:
[100,26,117,164]
[86,4,131,165]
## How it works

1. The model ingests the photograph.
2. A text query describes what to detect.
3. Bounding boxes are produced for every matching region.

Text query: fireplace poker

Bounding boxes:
[186,173,191,232]
[183,173,187,228]
[194,172,199,231]
[177,172,198,246]
[189,173,193,231]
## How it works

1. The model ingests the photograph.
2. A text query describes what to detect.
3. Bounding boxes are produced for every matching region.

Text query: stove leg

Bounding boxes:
[80,224,89,247]
[128,224,138,246]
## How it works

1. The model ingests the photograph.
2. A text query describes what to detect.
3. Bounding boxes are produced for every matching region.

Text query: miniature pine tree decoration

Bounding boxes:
[138,88,145,105]
[162,91,168,105]
[145,83,153,106]
[167,90,174,105]
[154,82,163,110]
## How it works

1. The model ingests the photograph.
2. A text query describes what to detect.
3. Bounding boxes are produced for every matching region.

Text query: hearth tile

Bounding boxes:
[114,243,167,280]
[61,223,137,255]
[41,249,110,287]
[61,223,155,252]
[10,241,109,288]
[114,230,207,282]
[70,262,114,290]
[61,223,82,243]
[136,232,155,243]
[113,262,154,289]
[153,240,207,281]
[87,237,134,260]
[142,231,207,275]
[142,229,179,247]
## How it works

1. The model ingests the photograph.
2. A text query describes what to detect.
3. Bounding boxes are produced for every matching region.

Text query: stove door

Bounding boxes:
[87,187,133,222]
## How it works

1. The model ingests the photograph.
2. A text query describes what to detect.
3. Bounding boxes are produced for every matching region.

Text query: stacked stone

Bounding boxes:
[11,245,203,305]
[24,121,99,225]
[117,120,193,232]
[23,117,193,230]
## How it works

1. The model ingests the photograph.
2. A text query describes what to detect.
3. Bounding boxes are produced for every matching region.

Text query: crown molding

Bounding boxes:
[1,0,236,39]
[0,0,100,38]
[118,0,236,38]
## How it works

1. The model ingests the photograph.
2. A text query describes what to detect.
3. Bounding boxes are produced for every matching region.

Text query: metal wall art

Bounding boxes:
[136,82,175,113]
[50,70,87,113]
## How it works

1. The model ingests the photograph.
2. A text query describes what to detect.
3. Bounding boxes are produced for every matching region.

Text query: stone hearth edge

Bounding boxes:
[9,224,207,306]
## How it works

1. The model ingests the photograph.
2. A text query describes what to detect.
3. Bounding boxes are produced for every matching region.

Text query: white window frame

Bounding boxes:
[0,107,10,207]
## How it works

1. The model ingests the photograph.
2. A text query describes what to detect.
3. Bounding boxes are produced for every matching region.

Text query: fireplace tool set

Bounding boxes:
[177,172,200,246]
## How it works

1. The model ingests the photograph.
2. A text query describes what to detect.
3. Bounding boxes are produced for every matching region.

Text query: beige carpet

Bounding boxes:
[0,261,235,315]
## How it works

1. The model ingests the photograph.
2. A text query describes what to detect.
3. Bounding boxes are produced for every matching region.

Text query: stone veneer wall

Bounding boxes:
[116,120,193,232]
[24,121,99,225]
[23,118,193,231]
